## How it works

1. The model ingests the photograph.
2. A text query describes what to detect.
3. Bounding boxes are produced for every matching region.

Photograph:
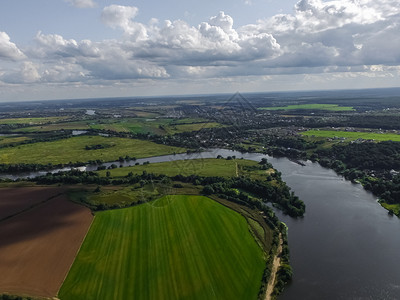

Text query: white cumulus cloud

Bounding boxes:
[2,0,400,89]
[0,32,25,61]
[101,5,148,41]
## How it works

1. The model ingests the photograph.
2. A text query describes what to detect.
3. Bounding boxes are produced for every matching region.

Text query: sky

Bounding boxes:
[0,0,400,101]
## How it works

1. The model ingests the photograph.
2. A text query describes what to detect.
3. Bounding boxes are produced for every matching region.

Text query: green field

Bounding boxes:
[98,158,272,180]
[259,104,355,111]
[302,129,400,141]
[59,195,266,300]
[0,116,69,125]
[0,135,31,146]
[15,118,222,135]
[0,135,184,164]
[15,120,92,132]
[67,182,195,209]
[89,117,222,135]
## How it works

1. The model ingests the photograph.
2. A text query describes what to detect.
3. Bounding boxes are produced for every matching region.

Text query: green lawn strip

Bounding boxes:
[247,217,265,241]
[59,195,265,300]
[380,202,400,217]
[0,135,184,165]
[98,158,263,179]
[301,129,400,142]
[258,104,354,111]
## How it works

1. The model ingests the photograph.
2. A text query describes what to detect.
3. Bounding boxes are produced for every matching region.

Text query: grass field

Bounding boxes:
[258,104,355,111]
[0,135,30,146]
[15,118,221,135]
[301,129,400,141]
[59,195,265,300]
[14,120,94,132]
[0,116,69,125]
[67,182,186,209]
[380,202,400,217]
[0,135,185,164]
[98,158,272,180]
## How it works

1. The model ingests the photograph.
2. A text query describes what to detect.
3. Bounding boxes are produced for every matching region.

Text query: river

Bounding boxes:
[1,149,400,299]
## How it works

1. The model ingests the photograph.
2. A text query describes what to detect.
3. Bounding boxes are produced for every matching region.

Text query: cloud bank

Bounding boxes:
[1,0,399,91]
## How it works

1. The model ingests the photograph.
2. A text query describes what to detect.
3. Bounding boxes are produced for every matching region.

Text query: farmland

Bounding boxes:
[0,187,93,298]
[0,135,185,165]
[301,129,400,142]
[258,104,355,111]
[59,195,266,300]
[0,186,65,220]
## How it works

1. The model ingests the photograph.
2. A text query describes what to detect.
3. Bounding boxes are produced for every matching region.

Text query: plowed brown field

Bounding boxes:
[0,187,65,220]
[0,187,93,298]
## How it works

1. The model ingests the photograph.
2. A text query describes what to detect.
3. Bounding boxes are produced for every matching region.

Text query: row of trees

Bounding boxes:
[202,176,305,217]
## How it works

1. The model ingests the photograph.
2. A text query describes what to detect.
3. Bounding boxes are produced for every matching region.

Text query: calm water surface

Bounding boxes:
[270,159,400,300]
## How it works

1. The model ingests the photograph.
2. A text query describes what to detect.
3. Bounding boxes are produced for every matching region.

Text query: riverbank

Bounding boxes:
[379,201,400,217]
[265,234,283,300]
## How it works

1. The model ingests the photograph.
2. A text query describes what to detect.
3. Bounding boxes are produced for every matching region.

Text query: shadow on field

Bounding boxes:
[0,193,90,249]
[0,187,66,220]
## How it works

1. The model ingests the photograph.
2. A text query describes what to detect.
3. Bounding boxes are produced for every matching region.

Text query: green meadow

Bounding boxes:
[98,158,273,180]
[59,195,265,300]
[15,120,92,132]
[0,135,31,146]
[259,104,355,111]
[67,182,195,209]
[0,116,69,125]
[301,129,400,142]
[15,117,221,135]
[0,135,184,164]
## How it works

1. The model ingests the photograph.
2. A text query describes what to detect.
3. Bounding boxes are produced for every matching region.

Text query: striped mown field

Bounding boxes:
[59,195,265,300]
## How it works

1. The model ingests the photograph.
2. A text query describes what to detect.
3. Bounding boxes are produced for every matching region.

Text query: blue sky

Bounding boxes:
[0,0,400,101]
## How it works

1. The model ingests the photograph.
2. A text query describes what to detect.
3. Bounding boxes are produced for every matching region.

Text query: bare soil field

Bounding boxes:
[0,191,93,298]
[0,187,65,220]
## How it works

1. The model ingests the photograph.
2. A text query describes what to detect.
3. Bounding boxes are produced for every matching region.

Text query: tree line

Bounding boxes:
[314,141,400,208]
